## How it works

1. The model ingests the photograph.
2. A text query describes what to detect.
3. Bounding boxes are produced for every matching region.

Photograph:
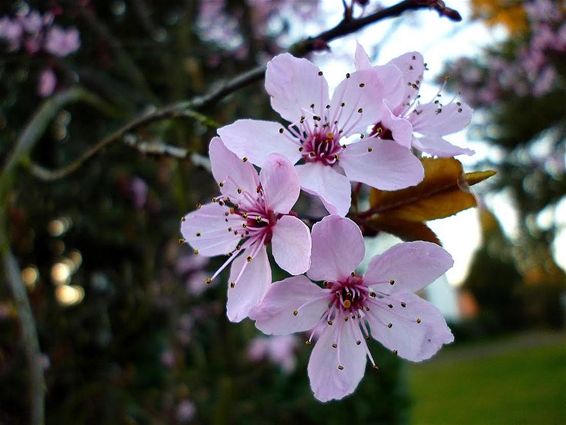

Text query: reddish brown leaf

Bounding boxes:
[363,217,441,245]
[368,158,495,222]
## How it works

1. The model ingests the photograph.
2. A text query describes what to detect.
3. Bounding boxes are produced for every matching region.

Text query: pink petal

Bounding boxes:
[366,292,453,361]
[181,203,243,256]
[354,42,372,70]
[265,53,330,123]
[251,275,327,335]
[217,119,301,167]
[329,66,402,136]
[387,52,425,108]
[410,101,473,136]
[259,154,300,214]
[226,245,271,322]
[379,102,413,147]
[340,139,424,190]
[412,135,474,157]
[364,241,453,294]
[209,137,260,202]
[38,68,56,97]
[271,215,312,275]
[308,215,364,282]
[373,64,407,115]
[308,320,367,402]
[295,163,351,216]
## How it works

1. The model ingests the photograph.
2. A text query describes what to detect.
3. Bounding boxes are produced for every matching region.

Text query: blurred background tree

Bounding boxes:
[445,0,566,334]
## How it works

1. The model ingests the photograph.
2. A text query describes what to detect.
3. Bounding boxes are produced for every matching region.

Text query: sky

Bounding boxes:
[305,0,519,287]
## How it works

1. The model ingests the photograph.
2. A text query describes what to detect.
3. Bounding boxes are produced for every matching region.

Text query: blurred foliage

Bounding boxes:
[0,1,415,424]
[463,209,524,333]
[444,0,566,333]
[470,0,528,34]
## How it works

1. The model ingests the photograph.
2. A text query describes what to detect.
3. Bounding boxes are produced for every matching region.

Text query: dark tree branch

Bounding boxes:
[29,0,462,182]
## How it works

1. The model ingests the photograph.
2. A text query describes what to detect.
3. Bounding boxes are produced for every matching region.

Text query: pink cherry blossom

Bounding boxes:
[248,335,299,373]
[218,53,424,216]
[38,68,57,97]
[0,17,23,50]
[251,215,454,402]
[180,137,311,322]
[129,176,148,209]
[45,26,80,57]
[355,44,474,158]
[176,399,196,423]
[1,10,80,58]
[18,11,45,34]
[525,0,559,23]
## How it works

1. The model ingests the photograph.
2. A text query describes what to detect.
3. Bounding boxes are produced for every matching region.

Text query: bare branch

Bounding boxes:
[0,236,45,425]
[29,0,462,182]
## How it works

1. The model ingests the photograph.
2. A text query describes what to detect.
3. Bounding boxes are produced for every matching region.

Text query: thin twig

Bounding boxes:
[0,242,45,425]
[29,0,462,182]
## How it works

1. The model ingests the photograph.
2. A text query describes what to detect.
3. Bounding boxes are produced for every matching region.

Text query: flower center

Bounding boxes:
[370,122,393,140]
[301,132,342,165]
[238,207,278,244]
[329,274,369,313]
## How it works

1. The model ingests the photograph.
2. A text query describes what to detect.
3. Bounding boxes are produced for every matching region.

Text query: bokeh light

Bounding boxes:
[55,285,85,306]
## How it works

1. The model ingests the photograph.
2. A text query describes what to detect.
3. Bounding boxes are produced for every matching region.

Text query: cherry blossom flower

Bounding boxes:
[0,17,23,50]
[355,44,474,158]
[248,335,299,373]
[218,53,424,216]
[176,399,196,423]
[180,137,311,322]
[251,215,454,401]
[38,68,57,97]
[1,10,80,57]
[44,26,80,57]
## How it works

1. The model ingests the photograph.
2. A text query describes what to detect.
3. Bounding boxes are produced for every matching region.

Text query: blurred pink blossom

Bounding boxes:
[45,26,80,57]
[129,177,148,209]
[38,68,57,97]
[0,17,23,50]
[0,9,80,58]
[248,335,299,373]
[161,350,176,368]
[176,399,196,423]
[525,0,559,23]
[532,66,557,97]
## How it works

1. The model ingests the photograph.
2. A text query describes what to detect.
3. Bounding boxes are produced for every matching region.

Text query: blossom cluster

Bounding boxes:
[449,0,566,106]
[180,46,473,401]
[0,9,80,97]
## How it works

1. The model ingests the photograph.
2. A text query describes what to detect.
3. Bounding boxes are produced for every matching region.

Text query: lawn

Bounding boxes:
[409,333,566,425]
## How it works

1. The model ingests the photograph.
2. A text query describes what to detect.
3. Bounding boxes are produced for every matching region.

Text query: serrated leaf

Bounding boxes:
[368,158,495,222]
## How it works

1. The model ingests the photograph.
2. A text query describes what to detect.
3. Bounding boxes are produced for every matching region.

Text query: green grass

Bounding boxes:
[409,336,566,425]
